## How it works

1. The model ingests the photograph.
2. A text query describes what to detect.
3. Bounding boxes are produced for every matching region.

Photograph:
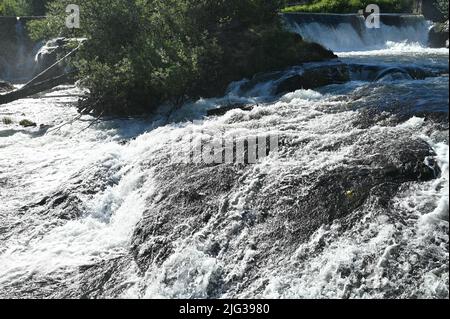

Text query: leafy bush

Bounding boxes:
[1,117,13,125]
[0,0,49,16]
[282,0,414,13]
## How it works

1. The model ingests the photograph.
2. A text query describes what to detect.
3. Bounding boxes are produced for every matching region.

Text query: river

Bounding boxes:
[0,16,448,299]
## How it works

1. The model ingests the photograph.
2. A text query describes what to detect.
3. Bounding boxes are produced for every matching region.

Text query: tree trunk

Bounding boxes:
[0,74,71,105]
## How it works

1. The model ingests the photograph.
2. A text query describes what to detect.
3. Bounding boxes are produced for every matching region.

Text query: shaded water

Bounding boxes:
[283,13,432,52]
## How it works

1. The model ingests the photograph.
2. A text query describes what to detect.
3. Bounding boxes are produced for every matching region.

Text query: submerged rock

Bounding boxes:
[207,104,254,116]
[1,117,13,125]
[421,1,448,23]
[349,64,443,82]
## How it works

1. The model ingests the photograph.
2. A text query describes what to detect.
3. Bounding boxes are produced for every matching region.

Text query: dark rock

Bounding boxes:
[275,62,350,94]
[239,70,286,93]
[22,160,122,220]
[0,255,137,299]
[32,38,74,84]
[131,165,241,272]
[19,119,37,128]
[429,20,449,48]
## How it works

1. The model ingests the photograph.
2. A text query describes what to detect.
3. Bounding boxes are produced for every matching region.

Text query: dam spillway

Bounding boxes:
[282,13,432,52]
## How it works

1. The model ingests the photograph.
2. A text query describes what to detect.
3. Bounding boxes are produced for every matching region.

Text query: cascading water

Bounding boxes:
[14,19,27,69]
[283,13,432,52]
[0,14,448,299]
[0,17,45,82]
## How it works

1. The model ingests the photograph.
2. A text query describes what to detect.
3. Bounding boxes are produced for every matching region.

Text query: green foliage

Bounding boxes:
[28,0,334,115]
[19,119,37,127]
[1,117,13,125]
[282,0,414,13]
[434,0,449,20]
[0,0,31,16]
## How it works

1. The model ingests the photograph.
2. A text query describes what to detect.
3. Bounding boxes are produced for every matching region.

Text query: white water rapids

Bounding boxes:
[0,18,448,298]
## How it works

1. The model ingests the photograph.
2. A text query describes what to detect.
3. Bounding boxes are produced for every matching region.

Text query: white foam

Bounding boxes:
[289,19,432,52]
[339,42,449,57]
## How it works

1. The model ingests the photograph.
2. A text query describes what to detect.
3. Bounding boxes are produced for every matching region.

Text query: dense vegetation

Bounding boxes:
[0,0,49,16]
[282,0,414,13]
[28,0,335,115]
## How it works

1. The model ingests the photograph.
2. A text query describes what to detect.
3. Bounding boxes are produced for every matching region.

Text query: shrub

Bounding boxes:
[282,0,414,14]
[1,117,13,125]
[19,119,37,127]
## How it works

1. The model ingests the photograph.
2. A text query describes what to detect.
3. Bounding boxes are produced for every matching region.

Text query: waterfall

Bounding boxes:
[0,17,43,82]
[282,13,432,52]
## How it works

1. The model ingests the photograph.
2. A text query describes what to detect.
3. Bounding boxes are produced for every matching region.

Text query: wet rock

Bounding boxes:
[375,67,413,82]
[22,160,122,220]
[347,79,449,129]
[239,70,286,92]
[207,104,254,116]
[0,17,41,81]
[19,119,37,128]
[1,117,13,125]
[421,1,448,23]
[131,164,240,272]
[0,255,136,299]
[275,62,350,94]
[429,21,449,48]
[35,38,69,70]
[31,37,82,85]
[75,256,136,299]
[403,65,445,79]
[130,136,439,292]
